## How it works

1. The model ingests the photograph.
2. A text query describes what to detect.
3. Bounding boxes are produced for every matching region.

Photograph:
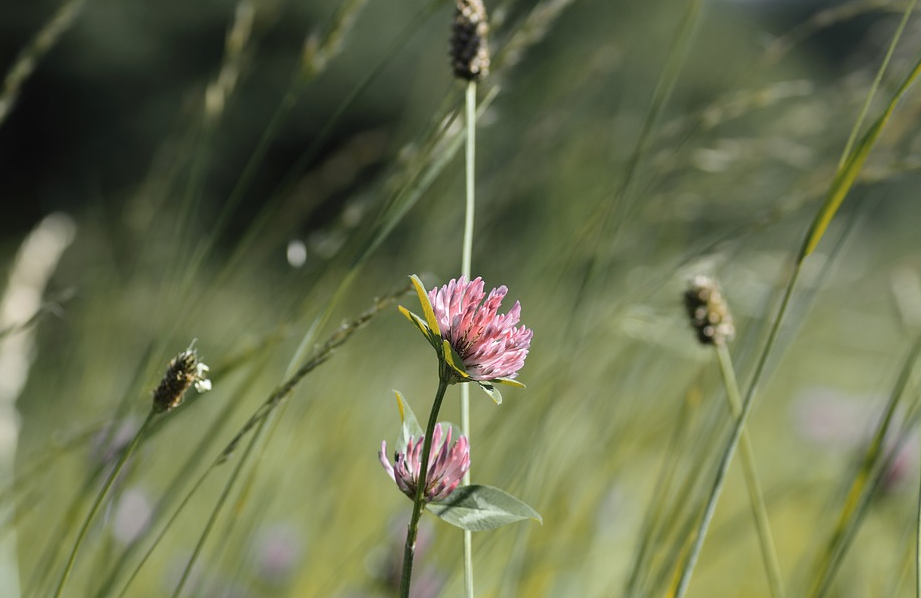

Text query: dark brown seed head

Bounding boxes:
[684,276,735,346]
[451,0,490,81]
[152,348,211,413]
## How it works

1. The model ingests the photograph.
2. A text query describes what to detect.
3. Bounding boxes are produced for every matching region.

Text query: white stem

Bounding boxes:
[461,79,477,598]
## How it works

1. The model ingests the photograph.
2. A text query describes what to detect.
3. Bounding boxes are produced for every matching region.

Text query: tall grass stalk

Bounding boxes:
[0,0,85,128]
[672,4,921,593]
[51,409,157,598]
[806,334,921,598]
[170,420,262,598]
[670,263,801,598]
[715,343,785,598]
[913,459,921,598]
[460,78,477,598]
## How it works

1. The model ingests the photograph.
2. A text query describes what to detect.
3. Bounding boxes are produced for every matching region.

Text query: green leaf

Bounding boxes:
[394,390,423,447]
[409,274,441,337]
[426,485,542,531]
[475,381,502,405]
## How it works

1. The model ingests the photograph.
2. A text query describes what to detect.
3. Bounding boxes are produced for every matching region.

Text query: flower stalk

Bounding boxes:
[51,409,157,598]
[676,277,783,598]
[461,56,479,598]
[399,377,450,598]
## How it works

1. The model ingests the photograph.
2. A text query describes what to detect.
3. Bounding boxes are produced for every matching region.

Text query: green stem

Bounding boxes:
[716,343,786,598]
[461,80,476,279]
[399,376,450,598]
[461,78,477,598]
[917,432,921,598]
[169,415,266,598]
[672,263,801,598]
[52,409,157,598]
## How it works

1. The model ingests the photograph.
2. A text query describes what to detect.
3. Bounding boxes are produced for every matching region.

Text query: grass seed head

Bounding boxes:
[684,275,735,346]
[451,0,490,81]
[152,346,211,413]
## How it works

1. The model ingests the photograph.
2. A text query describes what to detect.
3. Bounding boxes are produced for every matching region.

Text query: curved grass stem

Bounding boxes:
[52,408,157,598]
[716,343,785,598]
[671,263,801,598]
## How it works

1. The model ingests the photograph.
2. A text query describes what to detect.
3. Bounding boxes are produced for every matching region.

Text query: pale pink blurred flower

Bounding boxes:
[252,523,303,586]
[427,276,532,381]
[111,486,152,545]
[379,424,470,503]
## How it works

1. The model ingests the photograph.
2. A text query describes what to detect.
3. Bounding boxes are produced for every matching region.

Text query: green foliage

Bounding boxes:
[4,0,921,597]
[427,484,542,531]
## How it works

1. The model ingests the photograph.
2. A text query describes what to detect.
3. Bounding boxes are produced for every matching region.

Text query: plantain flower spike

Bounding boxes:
[451,0,490,81]
[152,344,211,413]
[684,275,735,346]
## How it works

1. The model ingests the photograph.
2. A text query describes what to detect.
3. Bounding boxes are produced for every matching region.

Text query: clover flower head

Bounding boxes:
[428,276,532,381]
[379,423,470,504]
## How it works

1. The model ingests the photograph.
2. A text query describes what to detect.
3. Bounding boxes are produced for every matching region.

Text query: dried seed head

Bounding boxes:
[152,346,211,413]
[451,0,490,81]
[684,276,735,346]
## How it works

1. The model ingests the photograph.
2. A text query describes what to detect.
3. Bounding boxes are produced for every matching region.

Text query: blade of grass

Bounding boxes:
[51,409,157,598]
[800,0,920,261]
[92,353,270,598]
[807,334,921,598]
[567,0,706,321]
[0,0,85,128]
[716,343,785,598]
[213,0,447,287]
[115,287,402,596]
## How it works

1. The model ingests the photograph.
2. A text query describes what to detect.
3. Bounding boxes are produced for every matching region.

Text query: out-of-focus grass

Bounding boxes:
[5,0,921,597]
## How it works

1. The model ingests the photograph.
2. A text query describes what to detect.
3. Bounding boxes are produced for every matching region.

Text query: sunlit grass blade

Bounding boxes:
[349,86,499,269]
[114,287,401,596]
[51,409,157,598]
[176,0,371,299]
[92,354,269,598]
[806,334,921,598]
[0,0,85,129]
[800,0,920,261]
[214,0,447,286]
[565,0,706,320]
[716,343,785,598]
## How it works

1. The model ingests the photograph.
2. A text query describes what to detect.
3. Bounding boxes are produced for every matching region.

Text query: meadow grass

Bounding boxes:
[5,0,921,597]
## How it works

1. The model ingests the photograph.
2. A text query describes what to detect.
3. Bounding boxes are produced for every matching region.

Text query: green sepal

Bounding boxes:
[409,274,441,337]
[475,381,502,405]
[398,305,440,351]
[493,377,526,388]
[393,390,423,448]
[442,339,470,381]
[426,484,542,531]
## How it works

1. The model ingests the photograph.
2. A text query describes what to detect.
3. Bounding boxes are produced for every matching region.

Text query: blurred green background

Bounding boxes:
[3,0,921,597]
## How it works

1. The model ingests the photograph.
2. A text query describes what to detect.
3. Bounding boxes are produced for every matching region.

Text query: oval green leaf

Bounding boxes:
[426,484,541,531]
